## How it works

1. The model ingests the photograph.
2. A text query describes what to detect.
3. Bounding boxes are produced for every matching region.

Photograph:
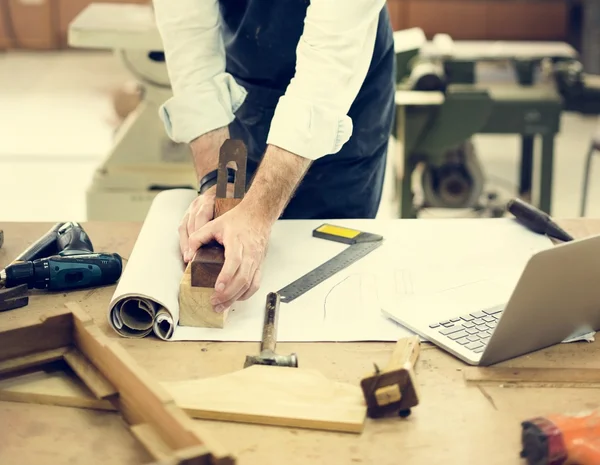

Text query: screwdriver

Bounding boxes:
[507,198,574,242]
[0,253,123,291]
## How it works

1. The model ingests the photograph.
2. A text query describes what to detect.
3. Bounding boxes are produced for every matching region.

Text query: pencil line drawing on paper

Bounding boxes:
[394,269,415,296]
[322,272,380,322]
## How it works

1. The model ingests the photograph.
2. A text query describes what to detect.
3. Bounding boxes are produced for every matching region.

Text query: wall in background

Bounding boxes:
[0,0,149,50]
[386,0,569,40]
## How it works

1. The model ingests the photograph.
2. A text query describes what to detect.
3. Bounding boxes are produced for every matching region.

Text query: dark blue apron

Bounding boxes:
[219,1,395,219]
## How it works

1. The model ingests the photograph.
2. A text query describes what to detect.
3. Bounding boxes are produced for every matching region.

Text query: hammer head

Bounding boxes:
[360,363,419,418]
[244,350,298,368]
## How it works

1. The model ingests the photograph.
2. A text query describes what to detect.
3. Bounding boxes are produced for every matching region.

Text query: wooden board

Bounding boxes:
[464,367,600,388]
[0,365,367,434]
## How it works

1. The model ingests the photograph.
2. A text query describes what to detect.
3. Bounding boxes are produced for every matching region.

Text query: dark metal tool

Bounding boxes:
[507,198,574,242]
[0,284,28,312]
[216,139,247,200]
[244,292,298,368]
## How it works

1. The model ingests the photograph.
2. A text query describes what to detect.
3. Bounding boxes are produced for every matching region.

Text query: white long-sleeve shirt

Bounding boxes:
[152,0,386,161]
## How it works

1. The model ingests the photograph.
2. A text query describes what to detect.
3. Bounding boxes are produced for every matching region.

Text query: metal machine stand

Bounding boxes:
[394,31,579,218]
[69,4,196,221]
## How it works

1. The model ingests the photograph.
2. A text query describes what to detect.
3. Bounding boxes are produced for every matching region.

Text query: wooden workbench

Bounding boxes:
[1,219,600,465]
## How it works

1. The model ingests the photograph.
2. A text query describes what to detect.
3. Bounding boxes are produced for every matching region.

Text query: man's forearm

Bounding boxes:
[242,144,312,223]
[190,126,230,181]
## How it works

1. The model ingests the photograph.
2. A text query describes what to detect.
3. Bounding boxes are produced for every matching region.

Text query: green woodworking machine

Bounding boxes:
[393,28,600,218]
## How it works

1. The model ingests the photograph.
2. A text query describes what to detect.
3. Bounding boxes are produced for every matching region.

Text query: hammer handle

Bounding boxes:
[385,336,420,372]
[261,292,280,353]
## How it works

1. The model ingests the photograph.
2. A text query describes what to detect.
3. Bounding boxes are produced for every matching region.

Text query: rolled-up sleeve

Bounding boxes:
[152,0,247,143]
[267,0,386,161]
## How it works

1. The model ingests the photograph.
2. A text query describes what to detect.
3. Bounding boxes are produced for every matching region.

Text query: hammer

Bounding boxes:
[360,335,421,418]
[244,292,298,368]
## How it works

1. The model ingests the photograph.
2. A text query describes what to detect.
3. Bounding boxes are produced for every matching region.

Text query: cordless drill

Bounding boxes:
[520,410,600,465]
[0,222,123,292]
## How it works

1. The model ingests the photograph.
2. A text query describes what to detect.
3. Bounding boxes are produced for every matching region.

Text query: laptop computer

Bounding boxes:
[382,233,600,366]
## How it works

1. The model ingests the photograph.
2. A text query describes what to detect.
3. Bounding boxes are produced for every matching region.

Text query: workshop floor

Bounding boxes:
[0,49,599,222]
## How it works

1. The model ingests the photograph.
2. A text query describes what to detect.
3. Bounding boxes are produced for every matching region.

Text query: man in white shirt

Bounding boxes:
[152,0,396,314]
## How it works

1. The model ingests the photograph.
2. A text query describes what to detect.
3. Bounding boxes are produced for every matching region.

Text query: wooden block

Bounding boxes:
[214,198,241,218]
[190,244,224,288]
[179,264,230,328]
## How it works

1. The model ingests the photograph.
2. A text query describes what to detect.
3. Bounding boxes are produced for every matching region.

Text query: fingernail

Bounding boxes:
[215,305,224,313]
[216,282,225,292]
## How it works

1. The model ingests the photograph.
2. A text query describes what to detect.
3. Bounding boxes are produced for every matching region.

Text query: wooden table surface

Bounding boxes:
[1,219,600,465]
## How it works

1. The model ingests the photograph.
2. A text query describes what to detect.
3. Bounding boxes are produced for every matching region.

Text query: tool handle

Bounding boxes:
[261,292,280,353]
[57,222,94,256]
[507,198,574,242]
[13,222,65,263]
[385,336,420,372]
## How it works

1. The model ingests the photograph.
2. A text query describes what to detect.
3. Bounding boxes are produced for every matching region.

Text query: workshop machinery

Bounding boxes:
[68,4,197,221]
[393,28,600,218]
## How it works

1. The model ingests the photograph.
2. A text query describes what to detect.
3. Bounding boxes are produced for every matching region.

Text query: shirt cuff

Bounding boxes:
[266,95,353,161]
[158,73,247,144]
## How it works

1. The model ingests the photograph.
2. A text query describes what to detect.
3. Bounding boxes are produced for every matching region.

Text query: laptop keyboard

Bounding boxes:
[428,305,504,354]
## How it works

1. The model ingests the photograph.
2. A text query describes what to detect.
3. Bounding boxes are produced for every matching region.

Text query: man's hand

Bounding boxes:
[187,202,272,313]
[186,144,312,312]
[179,183,235,263]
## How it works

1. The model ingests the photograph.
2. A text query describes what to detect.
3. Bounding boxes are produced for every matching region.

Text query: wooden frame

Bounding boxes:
[0,302,234,465]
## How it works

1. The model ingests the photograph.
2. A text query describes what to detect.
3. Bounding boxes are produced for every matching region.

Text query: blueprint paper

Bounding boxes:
[107,189,555,342]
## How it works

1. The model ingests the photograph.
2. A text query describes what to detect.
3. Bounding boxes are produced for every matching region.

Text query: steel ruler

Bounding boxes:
[277,224,383,303]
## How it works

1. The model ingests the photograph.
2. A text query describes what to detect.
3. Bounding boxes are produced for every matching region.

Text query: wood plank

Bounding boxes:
[0,311,73,362]
[464,367,600,386]
[164,365,366,433]
[130,424,173,462]
[0,368,115,411]
[0,347,69,377]
[0,364,367,433]
[63,348,117,399]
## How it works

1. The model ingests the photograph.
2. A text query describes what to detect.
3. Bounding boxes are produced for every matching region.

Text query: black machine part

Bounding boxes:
[57,222,94,256]
[408,60,447,92]
[507,198,574,242]
[421,140,485,209]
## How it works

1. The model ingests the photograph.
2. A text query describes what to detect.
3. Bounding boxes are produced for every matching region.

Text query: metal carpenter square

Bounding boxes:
[278,241,382,303]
